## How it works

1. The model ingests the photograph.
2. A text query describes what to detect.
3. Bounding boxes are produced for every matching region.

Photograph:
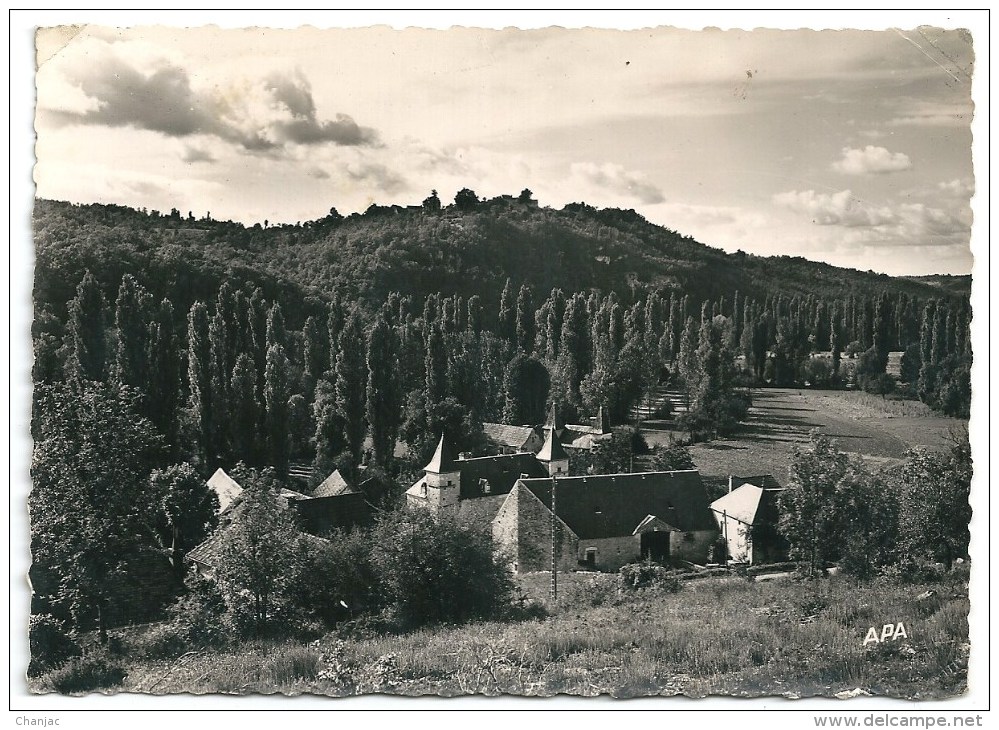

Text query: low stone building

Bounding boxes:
[405,432,717,574]
[495,469,718,573]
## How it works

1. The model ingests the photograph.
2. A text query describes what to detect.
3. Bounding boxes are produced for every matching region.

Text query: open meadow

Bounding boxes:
[35,569,969,700]
[641,388,967,484]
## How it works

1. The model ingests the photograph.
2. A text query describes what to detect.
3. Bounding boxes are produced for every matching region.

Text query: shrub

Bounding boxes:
[369,509,514,628]
[28,614,80,677]
[48,652,126,694]
[557,575,620,609]
[619,561,682,593]
[166,575,231,648]
[879,559,948,585]
[129,623,190,660]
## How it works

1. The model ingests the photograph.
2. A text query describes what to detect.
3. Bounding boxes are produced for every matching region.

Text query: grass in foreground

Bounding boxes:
[32,570,970,700]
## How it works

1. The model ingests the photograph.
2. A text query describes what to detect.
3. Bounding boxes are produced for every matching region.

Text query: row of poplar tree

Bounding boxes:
[38,271,972,485]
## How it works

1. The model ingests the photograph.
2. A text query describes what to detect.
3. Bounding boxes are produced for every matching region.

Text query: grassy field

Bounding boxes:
[641,388,966,483]
[32,570,970,700]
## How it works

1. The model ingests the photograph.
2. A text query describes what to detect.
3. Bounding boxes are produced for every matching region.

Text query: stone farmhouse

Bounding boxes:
[406,430,718,573]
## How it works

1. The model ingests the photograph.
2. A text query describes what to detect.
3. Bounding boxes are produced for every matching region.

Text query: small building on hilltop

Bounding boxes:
[709,481,788,565]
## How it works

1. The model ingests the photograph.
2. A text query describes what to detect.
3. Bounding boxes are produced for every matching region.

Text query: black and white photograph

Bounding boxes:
[12,9,988,718]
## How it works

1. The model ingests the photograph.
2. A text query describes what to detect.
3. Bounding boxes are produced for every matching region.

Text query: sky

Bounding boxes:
[32,14,979,276]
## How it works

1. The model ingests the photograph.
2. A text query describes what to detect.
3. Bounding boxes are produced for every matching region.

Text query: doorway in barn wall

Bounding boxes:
[641,531,670,564]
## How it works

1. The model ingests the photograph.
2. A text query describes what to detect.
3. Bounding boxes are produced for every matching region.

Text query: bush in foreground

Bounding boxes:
[48,652,126,694]
[28,614,80,677]
[619,561,682,593]
[369,509,514,628]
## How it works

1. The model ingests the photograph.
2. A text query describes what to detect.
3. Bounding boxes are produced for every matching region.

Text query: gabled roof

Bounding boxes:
[560,428,612,451]
[424,433,458,474]
[537,427,568,462]
[566,406,611,436]
[207,468,243,513]
[710,483,784,526]
[280,487,312,503]
[313,469,357,498]
[482,423,540,451]
[456,452,548,498]
[632,514,680,535]
[457,494,509,530]
[520,470,716,540]
[187,519,329,570]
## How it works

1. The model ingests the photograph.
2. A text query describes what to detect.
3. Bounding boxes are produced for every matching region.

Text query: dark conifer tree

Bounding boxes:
[335,310,368,468]
[186,301,215,467]
[498,278,516,343]
[112,274,152,389]
[230,353,261,464]
[515,284,535,354]
[264,344,291,476]
[424,321,447,405]
[366,314,402,468]
[146,299,181,455]
[65,271,109,383]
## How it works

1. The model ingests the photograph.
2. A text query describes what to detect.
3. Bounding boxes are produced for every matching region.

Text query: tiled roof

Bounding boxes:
[521,470,716,540]
[456,452,547,498]
[313,469,357,498]
[457,494,509,530]
[482,423,539,451]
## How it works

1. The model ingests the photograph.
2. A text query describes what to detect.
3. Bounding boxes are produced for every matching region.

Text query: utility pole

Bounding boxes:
[550,473,558,603]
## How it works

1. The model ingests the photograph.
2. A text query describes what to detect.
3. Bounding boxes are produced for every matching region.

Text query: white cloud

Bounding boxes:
[566,162,665,205]
[938,178,975,197]
[832,146,912,175]
[772,189,897,227]
[37,34,377,154]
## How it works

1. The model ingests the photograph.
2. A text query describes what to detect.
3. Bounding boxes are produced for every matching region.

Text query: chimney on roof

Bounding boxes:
[728,475,734,493]
[458,451,472,461]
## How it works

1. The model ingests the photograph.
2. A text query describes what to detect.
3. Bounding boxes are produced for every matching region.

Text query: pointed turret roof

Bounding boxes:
[544,402,565,432]
[595,404,610,434]
[423,433,458,474]
[537,426,569,462]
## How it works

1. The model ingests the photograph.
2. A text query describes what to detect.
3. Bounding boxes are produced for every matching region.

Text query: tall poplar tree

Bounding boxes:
[65,271,109,383]
[335,310,368,468]
[366,315,402,468]
[264,344,291,476]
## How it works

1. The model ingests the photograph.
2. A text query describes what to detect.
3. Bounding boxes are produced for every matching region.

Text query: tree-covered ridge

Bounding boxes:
[33,196,958,328]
